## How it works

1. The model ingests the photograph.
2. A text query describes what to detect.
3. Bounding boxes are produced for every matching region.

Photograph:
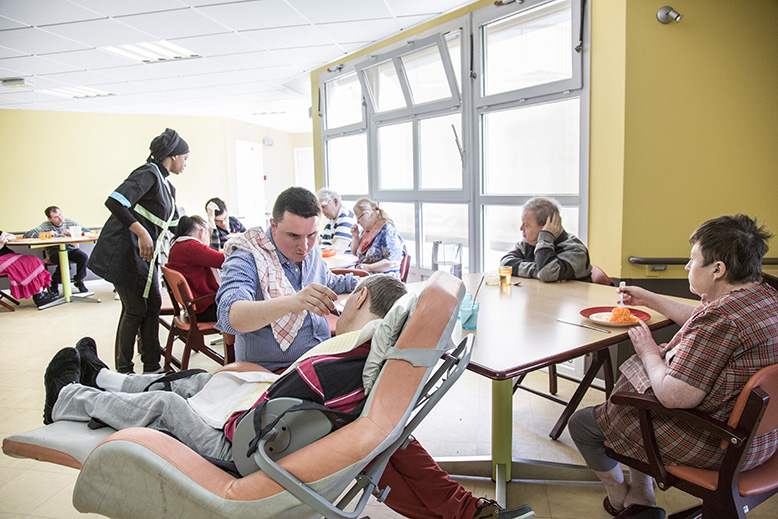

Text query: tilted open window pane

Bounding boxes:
[326,133,368,196]
[421,203,469,273]
[483,97,580,195]
[362,60,406,113]
[483,204,580,270]
[324,71,362,129]
[400,43,451,105]
[378,122,413,190]
[445,31,462,95]
[420,113,462,190]
[483,0,572,96]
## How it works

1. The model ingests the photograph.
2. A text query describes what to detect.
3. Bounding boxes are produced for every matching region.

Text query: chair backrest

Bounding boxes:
[591,264,612,286]
[727,363,778,436]
[399,247,410,282]
[160,266,194,318]
[330,268,369,277]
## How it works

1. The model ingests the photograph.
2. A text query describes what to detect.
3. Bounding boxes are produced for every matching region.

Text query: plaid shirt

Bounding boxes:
[597,282,778,470]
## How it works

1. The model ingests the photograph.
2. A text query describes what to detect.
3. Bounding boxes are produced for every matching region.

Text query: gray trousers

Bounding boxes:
[568,406,619,472]
[52,372,233,462]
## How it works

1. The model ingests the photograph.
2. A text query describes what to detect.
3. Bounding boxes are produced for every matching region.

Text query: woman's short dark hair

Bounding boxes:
[174,215,208,239]
[689,214,772,284]
[272,187,321,223]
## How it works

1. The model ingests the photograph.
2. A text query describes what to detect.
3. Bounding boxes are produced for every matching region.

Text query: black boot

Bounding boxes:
[75,337,108,389]
[43,348,81,425]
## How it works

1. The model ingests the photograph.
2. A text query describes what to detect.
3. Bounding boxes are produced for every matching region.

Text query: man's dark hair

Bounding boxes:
[355,274,408,318]
[272,187,321,223]
[689,214,772,284]
[45,206,60,218]
[205,197,227,216]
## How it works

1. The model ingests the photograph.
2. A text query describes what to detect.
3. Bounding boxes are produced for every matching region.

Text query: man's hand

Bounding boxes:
[542,213,563,238]
[206,201,219,229]
[290,283,337,317]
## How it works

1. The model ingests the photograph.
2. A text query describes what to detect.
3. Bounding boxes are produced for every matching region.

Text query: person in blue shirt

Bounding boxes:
[216,187,360,371]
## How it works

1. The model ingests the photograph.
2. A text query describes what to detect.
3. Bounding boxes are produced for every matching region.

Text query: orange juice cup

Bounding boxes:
[499,266,512,286]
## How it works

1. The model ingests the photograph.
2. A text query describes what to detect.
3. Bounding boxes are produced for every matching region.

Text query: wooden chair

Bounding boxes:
[399,246,410,282]
[605,363,778,519]
[0,274,20,312]
[160,266,235,371]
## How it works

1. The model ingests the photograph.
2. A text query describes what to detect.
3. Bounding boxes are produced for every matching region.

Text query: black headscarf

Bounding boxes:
[147,128,189,161]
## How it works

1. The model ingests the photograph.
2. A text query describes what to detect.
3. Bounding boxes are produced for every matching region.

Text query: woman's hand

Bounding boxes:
[618,285,652,307]
[0,231,12,245]
[129,223,154,262]
[628,320,659,358]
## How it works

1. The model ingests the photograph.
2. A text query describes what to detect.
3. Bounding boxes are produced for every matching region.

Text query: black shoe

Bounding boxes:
[47,284,59,296]
[33,291,59,307]
[473,498,535,519]
[44,348,81,425]
[75,337,108,389]
[74,281,89,293]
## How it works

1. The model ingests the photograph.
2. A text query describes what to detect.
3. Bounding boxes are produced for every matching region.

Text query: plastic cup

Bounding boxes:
[69,226,81,238]
[499,266,512,286]
[484,272,500,285]
[460,300,479,330]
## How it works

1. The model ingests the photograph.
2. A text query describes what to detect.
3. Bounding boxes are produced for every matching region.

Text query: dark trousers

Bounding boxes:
[115,281,162,374]
[51,248,89,285]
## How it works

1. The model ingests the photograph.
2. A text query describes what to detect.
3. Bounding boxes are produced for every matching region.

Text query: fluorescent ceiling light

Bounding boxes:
[1,77,34,88]
[38,86,113,99]
[103,41,200,63]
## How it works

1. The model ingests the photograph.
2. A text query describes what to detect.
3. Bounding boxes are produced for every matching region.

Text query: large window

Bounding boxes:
[320,0,588,278]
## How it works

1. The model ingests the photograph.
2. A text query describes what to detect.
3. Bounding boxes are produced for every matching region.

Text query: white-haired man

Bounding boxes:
[316,187,356,253]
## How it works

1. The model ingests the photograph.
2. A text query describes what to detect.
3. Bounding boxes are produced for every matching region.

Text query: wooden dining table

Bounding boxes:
[8,234,101,304]
[432,273,695,505]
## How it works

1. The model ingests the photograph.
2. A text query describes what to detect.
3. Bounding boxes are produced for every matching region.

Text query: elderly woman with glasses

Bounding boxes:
[350,198,405,278]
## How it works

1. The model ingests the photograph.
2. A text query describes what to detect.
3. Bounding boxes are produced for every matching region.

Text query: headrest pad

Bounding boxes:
[362,292,418,394]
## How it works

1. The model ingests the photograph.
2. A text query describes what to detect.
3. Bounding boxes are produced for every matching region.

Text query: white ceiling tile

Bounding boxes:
[271,45,346,70]
[198,0,309,32]
[171,32,265,56]
[0,0,101,26]
[0,15,26,30]
[0,55,81,75]
[37,48,136,70]
[38,69,120,87]
[207,50,286,71]
[0,45,26,59]
[119,8,231,40]
[241,25,333,50]
[288,0,392,24]
[317,18,402,45]
[43,18,159,47]
[70,0,190,18]
[385,0,471,18]
[1,27,91,54]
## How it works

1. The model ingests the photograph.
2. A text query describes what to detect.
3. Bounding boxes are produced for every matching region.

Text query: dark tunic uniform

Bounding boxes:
[88,160,178,295]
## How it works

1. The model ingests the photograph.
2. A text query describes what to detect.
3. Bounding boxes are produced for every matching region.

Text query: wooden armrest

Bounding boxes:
[188,293,217,305]
[611,391,747,445]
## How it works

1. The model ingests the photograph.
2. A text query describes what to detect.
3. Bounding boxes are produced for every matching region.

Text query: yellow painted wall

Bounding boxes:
[0,110,311,231]
[597,0,778,279]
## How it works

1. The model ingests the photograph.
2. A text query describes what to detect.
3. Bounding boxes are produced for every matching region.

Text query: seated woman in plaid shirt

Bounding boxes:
[569,214,778,518]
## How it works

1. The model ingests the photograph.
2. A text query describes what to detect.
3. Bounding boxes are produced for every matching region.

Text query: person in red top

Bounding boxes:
[165,215,224,322]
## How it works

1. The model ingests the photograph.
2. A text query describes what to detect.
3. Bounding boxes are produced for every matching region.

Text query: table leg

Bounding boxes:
[58,244,72,302]
[548,350,608,440]
[492,378,513,506]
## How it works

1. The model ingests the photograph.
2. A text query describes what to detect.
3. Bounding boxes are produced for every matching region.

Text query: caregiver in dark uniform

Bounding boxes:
[89,129,189,374]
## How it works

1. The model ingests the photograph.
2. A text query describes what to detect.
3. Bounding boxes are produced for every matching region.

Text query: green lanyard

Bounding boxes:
[133,163,178,298]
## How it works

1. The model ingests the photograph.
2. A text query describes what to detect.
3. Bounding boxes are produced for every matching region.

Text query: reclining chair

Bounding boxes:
[3,271,470,519]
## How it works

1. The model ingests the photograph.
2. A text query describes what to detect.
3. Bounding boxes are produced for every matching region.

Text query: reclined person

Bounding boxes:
[43,274,533,519]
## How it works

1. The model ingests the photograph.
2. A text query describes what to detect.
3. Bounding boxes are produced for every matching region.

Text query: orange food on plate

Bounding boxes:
[609,306,639,324]
[321,248,336,257]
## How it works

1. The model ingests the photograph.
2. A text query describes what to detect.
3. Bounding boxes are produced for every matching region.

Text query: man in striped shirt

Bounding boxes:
[24,206,91,294]
[316,188,356,253]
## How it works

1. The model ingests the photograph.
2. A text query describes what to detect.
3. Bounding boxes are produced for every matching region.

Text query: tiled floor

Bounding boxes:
[2,280,777,518]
